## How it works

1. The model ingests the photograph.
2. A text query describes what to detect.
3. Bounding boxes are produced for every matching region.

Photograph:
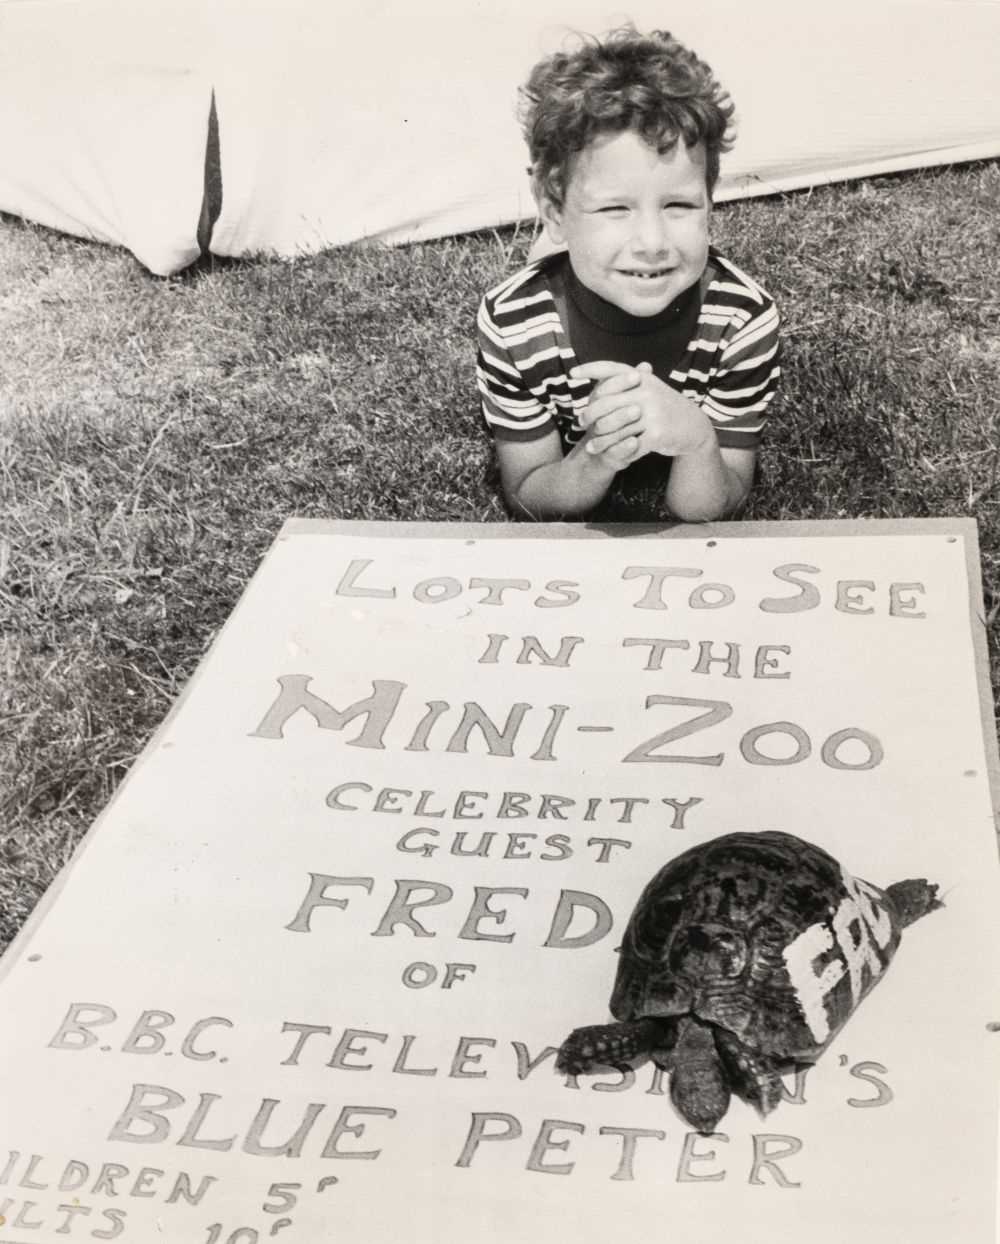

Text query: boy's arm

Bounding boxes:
[477,287,642,519]
[576,361,751,522]
[495,363,752,521]
[576,279,781,523]
[664,441,757,520]
[670,287,780,518]
[495,426,638,519]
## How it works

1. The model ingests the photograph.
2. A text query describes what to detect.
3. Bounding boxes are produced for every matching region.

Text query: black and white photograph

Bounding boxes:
[2,3,999,1242]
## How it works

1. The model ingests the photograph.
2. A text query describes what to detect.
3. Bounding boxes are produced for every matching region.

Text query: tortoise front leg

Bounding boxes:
[557,1017,675,1074]
[713,1028,785,1116]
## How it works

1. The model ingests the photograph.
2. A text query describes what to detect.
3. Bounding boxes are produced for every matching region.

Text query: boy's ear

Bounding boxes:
[536,192,566,245]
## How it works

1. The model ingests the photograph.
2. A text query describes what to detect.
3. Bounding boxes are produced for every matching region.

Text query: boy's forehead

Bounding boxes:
[566,130,708,196]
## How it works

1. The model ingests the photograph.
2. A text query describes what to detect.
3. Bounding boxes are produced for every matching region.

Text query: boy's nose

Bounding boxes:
[630,210,671,258]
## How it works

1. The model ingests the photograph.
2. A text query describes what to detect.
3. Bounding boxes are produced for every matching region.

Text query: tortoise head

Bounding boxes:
[669,1017,731,1134]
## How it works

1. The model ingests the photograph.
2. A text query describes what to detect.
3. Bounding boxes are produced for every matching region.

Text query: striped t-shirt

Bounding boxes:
[476,247,780,451]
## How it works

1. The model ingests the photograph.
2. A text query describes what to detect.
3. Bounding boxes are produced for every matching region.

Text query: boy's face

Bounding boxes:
[540,129,711,318]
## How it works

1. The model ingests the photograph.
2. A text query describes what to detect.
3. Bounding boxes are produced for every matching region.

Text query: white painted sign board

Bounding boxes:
[1,518,998,1244]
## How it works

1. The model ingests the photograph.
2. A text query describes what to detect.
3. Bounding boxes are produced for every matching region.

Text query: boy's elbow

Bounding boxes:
[668,488,747,524]
[503,479,549,521]
[503,466,590,522]
[667,469,753,524]
[505,489,589,522]
[668,501,727,524]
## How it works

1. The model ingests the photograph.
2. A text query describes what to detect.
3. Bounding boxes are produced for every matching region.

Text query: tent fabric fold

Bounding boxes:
[196,91,223,257]
[1,0,998,276]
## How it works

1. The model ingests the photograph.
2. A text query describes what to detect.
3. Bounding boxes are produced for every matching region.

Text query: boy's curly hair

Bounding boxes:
[519,27,735,207]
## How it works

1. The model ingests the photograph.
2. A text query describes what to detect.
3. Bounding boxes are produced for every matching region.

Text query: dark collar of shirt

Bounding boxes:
[551,253,704,386]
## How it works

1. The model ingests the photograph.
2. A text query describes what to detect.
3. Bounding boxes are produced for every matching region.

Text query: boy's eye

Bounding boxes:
[596,205,628,214]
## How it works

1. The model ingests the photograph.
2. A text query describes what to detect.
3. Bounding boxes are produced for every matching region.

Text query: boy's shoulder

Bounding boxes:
[704,247,777,313]
[478,252,566,320]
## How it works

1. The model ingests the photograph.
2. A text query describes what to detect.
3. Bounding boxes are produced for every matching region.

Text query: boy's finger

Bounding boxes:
[604,435,643,467]
[571,360,642,385]
[579,391,642,428]
[590,405,642,436]
[592,369,644,398]
[585,418,642,455]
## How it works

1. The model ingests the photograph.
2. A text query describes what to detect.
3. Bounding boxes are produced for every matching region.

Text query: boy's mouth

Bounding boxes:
[619,267,672,280]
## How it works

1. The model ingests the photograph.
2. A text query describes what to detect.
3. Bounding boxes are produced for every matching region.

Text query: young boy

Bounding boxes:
[476,27,781,522]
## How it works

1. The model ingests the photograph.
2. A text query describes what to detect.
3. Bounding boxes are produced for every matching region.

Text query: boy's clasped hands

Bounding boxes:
[573,360,716,470]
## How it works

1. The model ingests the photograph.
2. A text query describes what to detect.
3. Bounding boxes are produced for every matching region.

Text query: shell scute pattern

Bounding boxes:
[611,832,843,1055]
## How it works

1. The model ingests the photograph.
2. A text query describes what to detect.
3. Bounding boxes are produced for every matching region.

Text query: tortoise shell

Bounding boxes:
[557,829,940,1131]
[610,829,906,1058]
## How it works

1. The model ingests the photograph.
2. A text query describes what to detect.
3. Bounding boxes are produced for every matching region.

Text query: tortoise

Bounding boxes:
[556,830,940,1133]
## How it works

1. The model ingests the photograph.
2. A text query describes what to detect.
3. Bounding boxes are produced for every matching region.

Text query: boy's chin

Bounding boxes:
[616,294,675,317]
[610,289,679,317]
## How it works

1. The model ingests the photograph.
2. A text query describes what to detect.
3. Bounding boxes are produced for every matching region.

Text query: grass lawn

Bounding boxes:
[2,160,999,953]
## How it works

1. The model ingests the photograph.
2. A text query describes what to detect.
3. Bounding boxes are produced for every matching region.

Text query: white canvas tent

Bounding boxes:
[2,0,998,276]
